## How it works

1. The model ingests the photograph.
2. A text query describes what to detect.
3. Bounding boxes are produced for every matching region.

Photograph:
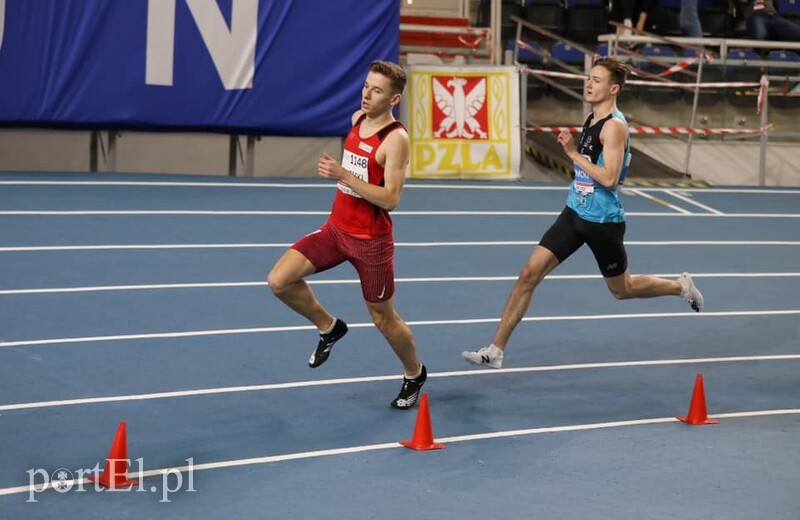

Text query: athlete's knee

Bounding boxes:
[370,309,391,332]
[267,268,294,296]
[369,307,402,335]
[518,264,545,288]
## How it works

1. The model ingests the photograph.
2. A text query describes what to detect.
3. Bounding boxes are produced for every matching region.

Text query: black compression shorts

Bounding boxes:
[538,207,628,277]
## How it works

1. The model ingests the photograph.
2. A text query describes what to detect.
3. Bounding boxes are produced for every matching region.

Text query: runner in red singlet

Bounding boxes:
[268,61,427,409]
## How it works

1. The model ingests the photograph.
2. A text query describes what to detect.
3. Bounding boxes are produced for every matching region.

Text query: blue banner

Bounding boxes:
[0,0,399,135]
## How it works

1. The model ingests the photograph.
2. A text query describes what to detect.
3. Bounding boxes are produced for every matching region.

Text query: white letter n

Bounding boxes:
[146,0,257,90]
[0,0,6,51]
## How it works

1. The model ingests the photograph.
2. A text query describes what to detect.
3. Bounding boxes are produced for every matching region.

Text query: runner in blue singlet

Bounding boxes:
[462,57,704,370]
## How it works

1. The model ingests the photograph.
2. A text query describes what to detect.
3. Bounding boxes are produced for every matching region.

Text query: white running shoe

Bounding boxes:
[678,272,704,312]
[461,345,504,369]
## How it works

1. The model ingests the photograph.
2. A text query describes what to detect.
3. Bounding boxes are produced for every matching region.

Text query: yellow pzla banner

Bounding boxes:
[401,65,520,180]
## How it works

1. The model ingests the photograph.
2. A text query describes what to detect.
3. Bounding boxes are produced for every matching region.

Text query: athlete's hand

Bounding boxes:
[557,130,577,158]
[318,153,347,182]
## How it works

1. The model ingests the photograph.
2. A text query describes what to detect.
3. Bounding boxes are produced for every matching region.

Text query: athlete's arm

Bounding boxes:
[557,119,627,189]
[317,128,409,211]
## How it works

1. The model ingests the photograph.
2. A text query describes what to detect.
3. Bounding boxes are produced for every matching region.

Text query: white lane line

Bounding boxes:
[0,210,337,215]
[0,210,799,218]
[662,190,725,215]
[1,309,798,349]
[0,180,568,190]
[0,210,567,216]
[628,188,693,214]
[2,240,799,253]
[2,272,799,296]
[1,180,799,194]
[0,243,294,252]
[1,408,797,497]
[2,354,799,412]
[0,281,270,295]
[658,188,800,195]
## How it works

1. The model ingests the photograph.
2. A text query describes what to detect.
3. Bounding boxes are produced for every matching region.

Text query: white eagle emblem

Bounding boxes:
[433,77,487,139]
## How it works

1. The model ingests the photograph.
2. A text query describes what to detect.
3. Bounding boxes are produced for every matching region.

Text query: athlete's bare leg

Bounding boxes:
[491,245,560,350]
[365,298,421,377]
[603,269,681,299]
[268,248,335,331]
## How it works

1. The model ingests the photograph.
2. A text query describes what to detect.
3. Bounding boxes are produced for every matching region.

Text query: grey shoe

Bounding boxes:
[461,345,504,369]
[678,273,704,312]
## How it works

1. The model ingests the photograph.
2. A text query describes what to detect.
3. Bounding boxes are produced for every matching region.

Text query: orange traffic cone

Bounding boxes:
[87,421,140,488]
[400,393,445,451]
[677,373,718,425]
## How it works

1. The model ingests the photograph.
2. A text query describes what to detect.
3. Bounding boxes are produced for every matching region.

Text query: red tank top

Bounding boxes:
[329,115,404,237]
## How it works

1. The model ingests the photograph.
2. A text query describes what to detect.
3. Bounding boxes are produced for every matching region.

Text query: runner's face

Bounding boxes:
[584,66,617,103]
[361,72,398,116]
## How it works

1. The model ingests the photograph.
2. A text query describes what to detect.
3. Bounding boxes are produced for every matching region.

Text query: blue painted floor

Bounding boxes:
[1,173,798,519]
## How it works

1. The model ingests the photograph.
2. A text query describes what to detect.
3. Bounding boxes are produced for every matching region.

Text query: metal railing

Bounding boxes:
[510,15,800,185]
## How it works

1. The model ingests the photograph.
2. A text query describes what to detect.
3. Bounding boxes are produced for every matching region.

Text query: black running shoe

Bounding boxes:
[308,319,348,368]
[391,364,427,409]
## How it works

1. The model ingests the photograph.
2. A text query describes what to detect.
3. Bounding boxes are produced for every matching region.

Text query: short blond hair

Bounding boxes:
[593,57,631,90]
[370,60,407,94]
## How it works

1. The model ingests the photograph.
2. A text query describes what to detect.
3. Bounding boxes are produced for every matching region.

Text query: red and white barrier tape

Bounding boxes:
[627,79,760,88]
[524,68,760,88]
[523,68,766,112]
[458,33,487,49]
[654,53,715,77]
[457,27,490,49]
[524,125,770,135]
[524,69,585,80]
[656,56,698,77]
[597,45,716,76]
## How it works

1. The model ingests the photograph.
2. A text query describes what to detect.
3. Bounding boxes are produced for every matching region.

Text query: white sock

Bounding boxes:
[320,318,336,335]
[488,344,504,356]
[405,363,423,380]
